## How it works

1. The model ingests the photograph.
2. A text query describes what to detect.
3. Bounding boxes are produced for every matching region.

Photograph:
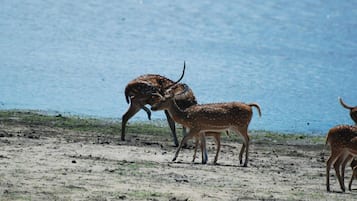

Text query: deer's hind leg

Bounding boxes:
[349,167,357,191]
[341,154,353,191]
[212,133,221,165]
[121,101,142,141]
[232,126,250,167]
[326,149,342,192]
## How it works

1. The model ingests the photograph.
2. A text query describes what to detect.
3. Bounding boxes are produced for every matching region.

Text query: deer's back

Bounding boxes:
[126,74,174,93]
[186,102,253,126]
[326,125,357,148]
[125,74,197,107]
[125,75,173,103]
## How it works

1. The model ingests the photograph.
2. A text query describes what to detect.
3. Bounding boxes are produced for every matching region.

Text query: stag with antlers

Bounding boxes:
[121,63,197,146]
[326,125,357,192]
[151,84,261,166]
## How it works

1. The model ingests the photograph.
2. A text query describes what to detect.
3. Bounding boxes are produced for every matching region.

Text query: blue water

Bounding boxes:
[1,0,356,134]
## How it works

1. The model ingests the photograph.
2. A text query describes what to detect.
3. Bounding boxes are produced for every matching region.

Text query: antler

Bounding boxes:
[165,61,186,90]
[339,97,357,125]
[339,97,354,110]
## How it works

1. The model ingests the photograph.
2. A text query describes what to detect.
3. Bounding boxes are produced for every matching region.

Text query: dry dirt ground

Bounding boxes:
[0,120,357,201]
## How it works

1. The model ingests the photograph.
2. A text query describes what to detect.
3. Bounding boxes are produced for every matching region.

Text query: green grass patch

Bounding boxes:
[0,110,169,137]
[0,109,325,145]
[125,122,170,137]
[105,160,159,179]
[0,190,32,201]
[126,189,170,200]
[250,130,325,145]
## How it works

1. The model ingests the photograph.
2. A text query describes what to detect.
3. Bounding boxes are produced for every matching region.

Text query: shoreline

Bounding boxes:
[1,110,356,200]
[0,109,327,136]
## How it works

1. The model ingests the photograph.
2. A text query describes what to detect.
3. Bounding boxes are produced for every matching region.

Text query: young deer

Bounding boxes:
[326,125,357,192]
[121,63,197,146]
[339,97,357,125]
[348,159,357,191]
[151,84,261,166]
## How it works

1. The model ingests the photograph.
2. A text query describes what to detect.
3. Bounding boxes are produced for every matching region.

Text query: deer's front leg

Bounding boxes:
[173,128,199,162]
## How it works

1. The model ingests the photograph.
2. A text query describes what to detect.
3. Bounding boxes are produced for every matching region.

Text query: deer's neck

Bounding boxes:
[167,99,189,126]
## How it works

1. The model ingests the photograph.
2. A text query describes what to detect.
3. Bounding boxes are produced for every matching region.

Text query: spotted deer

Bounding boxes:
[121,63,197,146]
[326,125,357,192]
[151,84,261,166]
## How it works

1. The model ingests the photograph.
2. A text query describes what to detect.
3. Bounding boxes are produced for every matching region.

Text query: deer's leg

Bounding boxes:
[232,128,245,165]
[182,126,188,137]
[192,135,199,162]
[326,150,341,192]
[231,128,243,165]
[121,102,142,141]
[349,168,357,191]
[199,132,208,164]
[173,128,199,162]
[239,144,245,165]
[243,136,250,167]
[334,154,347,192]
[341,154,353,190]
[209,132,221,165]
[236,127,250,167]
[164,110,179,147]
[141,106,152,120]
[214,133,221,165]
[181,127,189,148]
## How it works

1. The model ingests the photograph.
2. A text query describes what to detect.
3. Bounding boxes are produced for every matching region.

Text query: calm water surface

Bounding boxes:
[0,0,356,134]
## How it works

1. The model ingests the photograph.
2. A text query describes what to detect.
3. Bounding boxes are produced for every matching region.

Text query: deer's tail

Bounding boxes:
[248,103,262,117]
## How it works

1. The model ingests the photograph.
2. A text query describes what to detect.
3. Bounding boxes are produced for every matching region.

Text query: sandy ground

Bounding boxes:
[0,121,357,201]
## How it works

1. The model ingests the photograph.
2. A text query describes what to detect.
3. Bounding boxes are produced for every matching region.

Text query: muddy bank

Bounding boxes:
[0,111,356,200]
